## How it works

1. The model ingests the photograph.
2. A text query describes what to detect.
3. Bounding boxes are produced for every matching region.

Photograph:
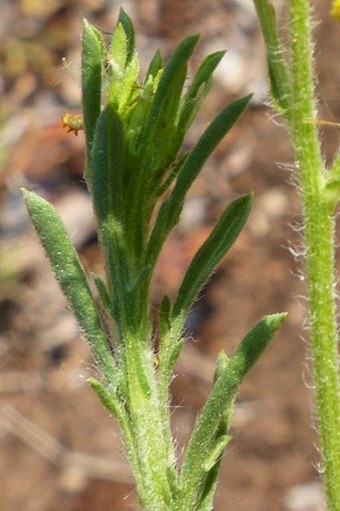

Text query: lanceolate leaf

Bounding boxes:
[171,94,251,206]
[177,50,226,140]
[91,105,131,319]
[91,105,125,222]
[117,8,136,65]
[22,189,118,386]
[253,0,291,113]
[91,273,111,312]
[82,20,104,174]
[125,36,201,260]
[144,49,163,82]
[109,22,129,74]
[172,194,253,319]
[193,352,232,510]
[107,20,139,114]
[146,94,252,268]
[136,34,200,165]
[179,313,287,509]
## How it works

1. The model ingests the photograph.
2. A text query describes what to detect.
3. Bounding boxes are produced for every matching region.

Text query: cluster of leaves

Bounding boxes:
[23,9,285,510]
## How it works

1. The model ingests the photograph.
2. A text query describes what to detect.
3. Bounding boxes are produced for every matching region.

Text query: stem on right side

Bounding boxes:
[254,0,340,508]
[287,2,340,508]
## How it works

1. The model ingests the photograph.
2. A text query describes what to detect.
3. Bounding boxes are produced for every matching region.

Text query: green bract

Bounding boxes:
[23,9,285,510]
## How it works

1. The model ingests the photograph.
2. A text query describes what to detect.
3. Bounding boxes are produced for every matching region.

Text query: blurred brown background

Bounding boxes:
[1,1,340,510]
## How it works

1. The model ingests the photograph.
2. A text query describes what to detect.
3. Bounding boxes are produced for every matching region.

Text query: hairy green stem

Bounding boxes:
[288,2,340,508]
[255,0,340,508]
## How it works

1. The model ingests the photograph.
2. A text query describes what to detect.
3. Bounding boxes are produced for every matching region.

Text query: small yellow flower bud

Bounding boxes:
[62,112,84,136]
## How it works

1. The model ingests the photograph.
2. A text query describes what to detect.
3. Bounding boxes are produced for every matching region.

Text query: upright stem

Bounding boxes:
[287,1,340,508]
[255,0,340,506]
[122,329,177,510]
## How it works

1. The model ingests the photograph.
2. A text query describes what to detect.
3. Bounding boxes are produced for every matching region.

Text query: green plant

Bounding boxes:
[22,10,285,510]
[254,1,340,510]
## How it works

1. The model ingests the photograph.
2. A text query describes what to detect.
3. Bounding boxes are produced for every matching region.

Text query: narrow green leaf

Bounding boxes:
[166,338,183,371]
[94,101,144,266]
[22,189,118,386]
[202,434,231,472]
[177,50,226,138]
[144,49,163,82]
[91,273,111,312]
[159,337,183,386]
[117,7,135,64]
[253,0,291,113]
[159,295,171,335]
[107,10,137,110]
[180,313,287,508]
[88,377,123,417]
[136,34,200,164]
[91,104,130,311]
[193,352,232,511]
[214,350,229,381]
[90,104,124,221]
[195,456,223,511]
[88,376,143,491]
[156,152,189,199]
[158,316,184,394]
[109,22,129,73]
[146,94,251,267]
[124,37,200,261]
[107,40,140,114]
[173,194,252,319]
[82,19,104,175]
[172,95,251,202]
[324,151,340,211]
